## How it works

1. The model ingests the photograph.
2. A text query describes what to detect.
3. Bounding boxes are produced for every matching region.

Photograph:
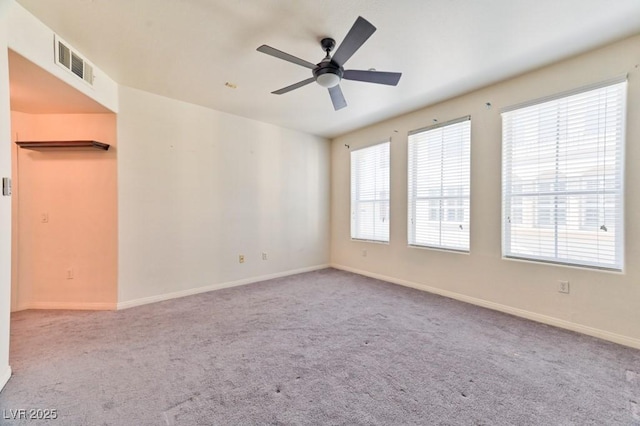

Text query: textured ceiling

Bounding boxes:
[13,0,640,138]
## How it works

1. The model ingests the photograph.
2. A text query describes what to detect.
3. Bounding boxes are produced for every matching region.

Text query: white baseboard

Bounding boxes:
[117,264,330,310]
[0,366,11,393]
[331,263,640,350]
[13,301,117,311]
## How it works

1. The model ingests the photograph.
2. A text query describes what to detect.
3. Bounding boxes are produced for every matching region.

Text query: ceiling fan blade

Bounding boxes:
[343,70,402,86]
[331,16,376,67]
[271,77,316,95]
[328,85,347,110]
[257,45,317,70]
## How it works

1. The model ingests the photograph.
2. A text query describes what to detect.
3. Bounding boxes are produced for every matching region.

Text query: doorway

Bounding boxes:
[8,49,118,312]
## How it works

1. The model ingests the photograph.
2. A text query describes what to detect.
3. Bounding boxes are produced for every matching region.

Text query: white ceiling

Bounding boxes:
[14,0,640,138]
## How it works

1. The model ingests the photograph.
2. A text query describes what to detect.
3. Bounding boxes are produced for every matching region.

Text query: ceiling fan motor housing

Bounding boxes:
[313,37,342,88]
[320,37,336,52]
[313,61,343,88]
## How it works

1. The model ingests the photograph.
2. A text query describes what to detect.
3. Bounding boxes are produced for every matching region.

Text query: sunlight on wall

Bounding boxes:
[11,112,118,310]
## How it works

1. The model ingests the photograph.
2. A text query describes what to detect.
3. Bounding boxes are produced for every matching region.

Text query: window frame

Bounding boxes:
[407,116,471,252]
[501,78,627,271]
[350,140,391,243]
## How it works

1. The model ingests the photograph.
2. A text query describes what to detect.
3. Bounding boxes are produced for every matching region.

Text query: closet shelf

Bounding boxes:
[16,140,110,151]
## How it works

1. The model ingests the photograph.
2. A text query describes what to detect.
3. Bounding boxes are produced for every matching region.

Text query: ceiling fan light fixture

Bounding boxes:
[316,72,341,88]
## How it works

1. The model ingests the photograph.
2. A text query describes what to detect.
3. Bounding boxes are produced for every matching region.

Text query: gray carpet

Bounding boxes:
[1,268,639,425]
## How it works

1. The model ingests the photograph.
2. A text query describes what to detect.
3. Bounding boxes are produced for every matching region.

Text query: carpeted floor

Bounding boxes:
[1,268,639,425]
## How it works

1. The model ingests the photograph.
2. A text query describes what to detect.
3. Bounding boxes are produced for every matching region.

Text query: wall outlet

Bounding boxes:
[41,213,49,223]
[362,249,367,257]
[239,255,245,264]
[558,280,570,294]
[262,252,268,261]
[67,268,74,279]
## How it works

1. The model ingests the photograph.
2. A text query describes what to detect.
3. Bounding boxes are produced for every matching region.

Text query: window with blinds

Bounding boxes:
[351,141,390,242]
[408,117,471,251]
[502,80,626,270]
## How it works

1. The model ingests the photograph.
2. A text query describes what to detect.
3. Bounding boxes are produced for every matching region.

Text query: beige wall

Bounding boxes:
[116,86,330,306]
[11,112,118,310]
[331,34,640,348]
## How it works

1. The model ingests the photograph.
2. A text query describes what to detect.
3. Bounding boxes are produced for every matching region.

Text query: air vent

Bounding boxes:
[58,41,70,68]
[71,52,83,79]
[83,63,94,84]
[54,35,94,86]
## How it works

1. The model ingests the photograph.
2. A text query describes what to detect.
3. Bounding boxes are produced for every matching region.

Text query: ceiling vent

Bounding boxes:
[54,35,94,86]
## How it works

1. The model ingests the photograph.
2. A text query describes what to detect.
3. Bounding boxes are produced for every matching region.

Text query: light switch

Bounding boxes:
[2,177,10,196]
[41,213,49,223]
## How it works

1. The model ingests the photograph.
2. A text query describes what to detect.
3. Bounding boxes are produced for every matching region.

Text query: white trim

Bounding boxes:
[349,138,391,153]
[117,264,330,310]
[500,75,628,113]
[330,263,640,350]
[350,239,389,245]
[0,366,11,392]
[408,115,470,135]
[408,244,470,255]
[13,302,117,311]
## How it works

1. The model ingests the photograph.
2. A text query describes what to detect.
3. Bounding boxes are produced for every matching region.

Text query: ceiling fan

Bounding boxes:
[257,16,402,111]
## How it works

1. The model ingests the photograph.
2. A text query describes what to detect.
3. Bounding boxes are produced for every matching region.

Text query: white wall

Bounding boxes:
[331,34,640,349]
[0,0,13,393]
[117,86,330,306]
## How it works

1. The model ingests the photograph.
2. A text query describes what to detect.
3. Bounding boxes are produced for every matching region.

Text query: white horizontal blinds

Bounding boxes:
[502,81,626,270]
[408,117,470,251]
[351,141,390,242]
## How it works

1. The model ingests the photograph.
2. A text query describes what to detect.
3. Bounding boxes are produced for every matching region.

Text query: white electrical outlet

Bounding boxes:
[262,252,268,261]
[362,249,367,257]
[558,280,570,294]
[239,255,245,264]
[67,268,74,279]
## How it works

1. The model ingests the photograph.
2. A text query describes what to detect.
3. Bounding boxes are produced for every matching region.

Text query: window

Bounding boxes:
[351,141,390,242]
[502,80,626,270]
[408,117,470,251]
